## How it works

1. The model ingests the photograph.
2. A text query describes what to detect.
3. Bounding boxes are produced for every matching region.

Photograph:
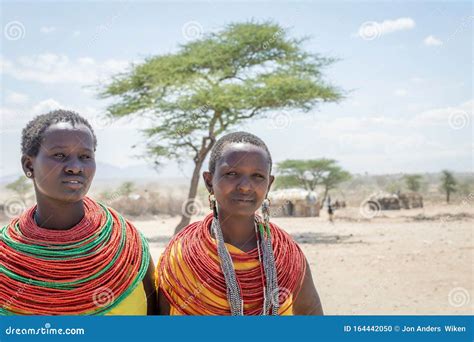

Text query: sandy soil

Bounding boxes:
[133,204,473,315]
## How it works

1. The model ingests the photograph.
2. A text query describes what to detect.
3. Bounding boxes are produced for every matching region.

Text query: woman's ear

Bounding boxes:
[21,155,34,178]
[267,175,275,194]
[202,171,213,193]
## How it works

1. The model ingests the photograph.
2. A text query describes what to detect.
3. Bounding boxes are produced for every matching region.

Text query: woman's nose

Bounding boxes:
[65,158,84,174]
[237,176,252,192]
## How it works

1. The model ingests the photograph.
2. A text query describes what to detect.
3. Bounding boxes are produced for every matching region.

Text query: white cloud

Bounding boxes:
[410,77,424,83]
[336,131,437,154]
[357,17,415,40]
[340,99,472,128]
[5,91,29,105]
[306,100,472,173]
[0,99,61,132]
[1,98,123,133]
[424,35,443,46]
[40,26,56,34]
[412,99,473,125]
[394,89,408,97]
[0,54,130,84]
[320,99,469,129]
[73,30,81,37]
[0,56,13,70]
[31,98,63,115]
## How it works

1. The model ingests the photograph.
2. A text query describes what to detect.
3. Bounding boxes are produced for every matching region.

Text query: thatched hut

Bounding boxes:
[366,191,401,210]
[365,191,424,211]
[268,189,321,217]
[398,192,424,209]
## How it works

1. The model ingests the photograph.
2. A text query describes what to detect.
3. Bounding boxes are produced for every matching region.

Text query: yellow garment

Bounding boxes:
[106,282,147,315]
[3,282,147,315]
[158,240,294,315]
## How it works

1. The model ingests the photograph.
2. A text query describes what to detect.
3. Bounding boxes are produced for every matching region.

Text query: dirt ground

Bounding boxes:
[135,203,473,315]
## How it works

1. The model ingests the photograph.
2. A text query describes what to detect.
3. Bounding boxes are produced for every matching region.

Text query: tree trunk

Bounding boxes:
[321,186,329,207]
[174,158,205,234]
[446,190,450,204]
[173,113,220,234]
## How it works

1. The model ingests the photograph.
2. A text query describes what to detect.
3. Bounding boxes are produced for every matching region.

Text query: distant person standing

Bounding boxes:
[327,196,334,223]
[306,191,317,217]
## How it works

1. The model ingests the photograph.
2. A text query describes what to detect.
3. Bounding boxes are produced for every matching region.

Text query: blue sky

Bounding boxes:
[1,1,472,179]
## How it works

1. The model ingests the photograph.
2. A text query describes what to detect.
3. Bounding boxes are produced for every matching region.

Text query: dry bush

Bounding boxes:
[109,197,148,217]
[96,188,188,218]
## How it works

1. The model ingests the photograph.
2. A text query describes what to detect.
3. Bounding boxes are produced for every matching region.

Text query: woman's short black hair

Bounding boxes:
[21,109,97,156]
[208,131,272,174]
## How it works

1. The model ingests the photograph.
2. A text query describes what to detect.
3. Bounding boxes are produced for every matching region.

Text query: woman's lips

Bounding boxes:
[62,179,84,189]
[232,197,256,205]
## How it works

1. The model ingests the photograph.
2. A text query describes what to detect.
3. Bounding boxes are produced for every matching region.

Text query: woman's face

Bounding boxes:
[22,122,96,203]
[204,142,274,217]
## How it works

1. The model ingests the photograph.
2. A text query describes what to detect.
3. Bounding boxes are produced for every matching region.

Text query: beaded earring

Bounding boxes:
[209,193,218,218]
[261,198,271,226]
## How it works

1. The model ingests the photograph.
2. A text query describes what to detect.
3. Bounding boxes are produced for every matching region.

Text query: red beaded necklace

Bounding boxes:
[158,213,306,315]
[1,197,149,315]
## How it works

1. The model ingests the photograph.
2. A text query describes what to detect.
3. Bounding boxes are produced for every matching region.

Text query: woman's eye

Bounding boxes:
[54,153,65,158]
[227,172,237,176]
[254,174,265,179]
[81,155,91,159]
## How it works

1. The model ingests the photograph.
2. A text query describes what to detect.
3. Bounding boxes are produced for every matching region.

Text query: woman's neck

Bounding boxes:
[216,211,257,251]
[34,195,85,230]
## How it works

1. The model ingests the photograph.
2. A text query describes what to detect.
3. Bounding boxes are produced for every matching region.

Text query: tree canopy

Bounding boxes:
[404,174,423,192]
[99,21,343,232]
[440,170,457,203]
[275,158,350,203]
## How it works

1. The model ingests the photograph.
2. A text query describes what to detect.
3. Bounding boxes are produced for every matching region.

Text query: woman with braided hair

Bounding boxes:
[1,110,157,315]
[156,131,323,315]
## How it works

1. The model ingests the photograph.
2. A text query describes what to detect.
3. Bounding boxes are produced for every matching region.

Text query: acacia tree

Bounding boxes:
[320,165,351,204]
[6,176,32,204]
[404,174,423,192]
[99,21,342,233]
[275,159,335,191]
[440,170,457,203]
[119,181,135,197]
[275,159,350,204]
